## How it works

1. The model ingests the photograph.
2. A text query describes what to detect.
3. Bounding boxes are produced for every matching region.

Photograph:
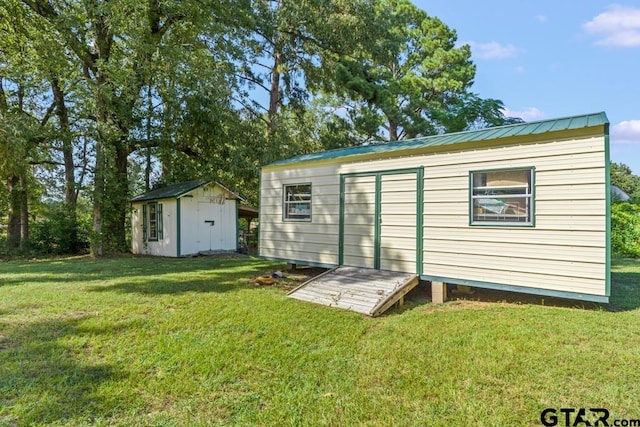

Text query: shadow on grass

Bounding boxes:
[88,276,250,295]
[0,316,125,425]
[87,263,279,296]
[608,258,640,311]
[0,255,279,293]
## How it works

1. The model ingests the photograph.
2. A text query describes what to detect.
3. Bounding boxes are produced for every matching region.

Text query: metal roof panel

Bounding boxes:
[266,112,608,167]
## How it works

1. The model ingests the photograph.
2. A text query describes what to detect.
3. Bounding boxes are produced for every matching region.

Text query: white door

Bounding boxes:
[197,202,223,251]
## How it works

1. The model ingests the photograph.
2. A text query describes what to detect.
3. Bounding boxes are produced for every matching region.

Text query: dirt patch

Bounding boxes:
[252,266,328,291]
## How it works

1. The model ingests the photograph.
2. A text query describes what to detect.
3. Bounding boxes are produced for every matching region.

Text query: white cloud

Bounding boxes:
[514,65,525,73]
[535,14,548,23]
[465,41,518,59]
[584,5,640,47]
[611,120,640,143]
[501,107,545,121]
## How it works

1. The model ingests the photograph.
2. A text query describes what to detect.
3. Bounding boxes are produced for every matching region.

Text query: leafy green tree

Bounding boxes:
[611,162,640,201]
[611,203,640,257]
[10,0,252,255]
[333,0,517,141]
[242,0,375,150]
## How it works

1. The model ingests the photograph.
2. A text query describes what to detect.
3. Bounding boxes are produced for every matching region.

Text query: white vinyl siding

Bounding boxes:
[260,164,340,265]
[420,135,606,296]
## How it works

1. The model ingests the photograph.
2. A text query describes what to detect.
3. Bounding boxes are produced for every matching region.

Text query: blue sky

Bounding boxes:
[413,1,640,174]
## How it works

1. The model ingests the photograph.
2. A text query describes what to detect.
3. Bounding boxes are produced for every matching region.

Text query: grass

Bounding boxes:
[1,255,640,426]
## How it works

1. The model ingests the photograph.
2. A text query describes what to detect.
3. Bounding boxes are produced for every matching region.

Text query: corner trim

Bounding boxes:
[416,167,424,276]
[604,123,611,296]
[374,173,381,270]
[338,175,346,265]
[176,198,181,257]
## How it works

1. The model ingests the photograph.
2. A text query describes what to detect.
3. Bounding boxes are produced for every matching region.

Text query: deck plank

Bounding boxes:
[287,266,419,316]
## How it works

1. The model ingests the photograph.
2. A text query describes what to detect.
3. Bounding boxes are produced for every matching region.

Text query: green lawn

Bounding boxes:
[1,255,639,426]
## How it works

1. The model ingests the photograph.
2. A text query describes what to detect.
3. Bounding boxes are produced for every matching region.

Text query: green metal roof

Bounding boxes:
[131,180,244,202]
[266,112,609,167]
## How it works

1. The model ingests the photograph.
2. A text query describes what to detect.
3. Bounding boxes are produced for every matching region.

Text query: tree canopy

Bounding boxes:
[0,0,521,256]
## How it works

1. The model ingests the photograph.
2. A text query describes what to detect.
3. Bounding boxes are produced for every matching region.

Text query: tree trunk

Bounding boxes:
[110,145,129,252]
[7,176,21,250]
[52,77,79,252]
[266,49,282,140]
[91,140,105,257]
[18,169,29,251]
[145,85,152,191]
[388,118,399,141]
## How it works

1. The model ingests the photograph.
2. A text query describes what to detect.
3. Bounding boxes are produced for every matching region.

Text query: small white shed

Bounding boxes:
[131,180,250,257]
[260,112,611,303]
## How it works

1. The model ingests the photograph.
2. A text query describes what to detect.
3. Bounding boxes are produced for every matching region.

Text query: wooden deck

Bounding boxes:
[287,266,419,317]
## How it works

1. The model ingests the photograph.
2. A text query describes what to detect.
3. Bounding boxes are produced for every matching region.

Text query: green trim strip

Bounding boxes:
[374,173,381,270]
[420,274,609,304]
[604,123,611,296]
[416,167,424,275]
[338,175,346,265]
[176,198,181,257]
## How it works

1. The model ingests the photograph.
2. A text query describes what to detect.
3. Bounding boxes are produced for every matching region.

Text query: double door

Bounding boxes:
[339,169,422,273]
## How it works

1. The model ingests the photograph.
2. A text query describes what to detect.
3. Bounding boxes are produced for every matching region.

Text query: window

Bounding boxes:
[470,168,534,226]
[143,202,163,241]
[283,184,312,221]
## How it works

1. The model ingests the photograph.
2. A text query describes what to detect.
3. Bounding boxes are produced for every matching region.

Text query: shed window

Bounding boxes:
[470,168,534,226]
[283,184,311,221]
[143,202,163,241]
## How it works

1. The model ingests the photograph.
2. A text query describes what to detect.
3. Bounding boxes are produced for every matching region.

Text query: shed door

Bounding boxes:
[342,175,376,269]
[197,202,224,251]
[340,169,422,273]
[379,173,418,272]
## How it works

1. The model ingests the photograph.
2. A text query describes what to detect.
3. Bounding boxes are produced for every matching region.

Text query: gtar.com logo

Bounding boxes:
[541,408,640,427]
[541,408,609,426]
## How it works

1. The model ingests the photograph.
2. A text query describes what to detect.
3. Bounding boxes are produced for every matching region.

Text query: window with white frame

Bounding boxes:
[283,184,312,221]
[470,168,534,226]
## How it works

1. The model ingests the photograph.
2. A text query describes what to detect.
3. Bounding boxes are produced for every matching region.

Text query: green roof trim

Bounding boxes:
[131,180,244,203]
[266,112,609,167]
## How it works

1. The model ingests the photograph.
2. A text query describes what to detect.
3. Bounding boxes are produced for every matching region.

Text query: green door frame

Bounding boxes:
[339,167,424,274]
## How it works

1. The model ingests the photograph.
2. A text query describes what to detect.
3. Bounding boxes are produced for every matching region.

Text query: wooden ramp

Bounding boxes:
[287,266,419,317]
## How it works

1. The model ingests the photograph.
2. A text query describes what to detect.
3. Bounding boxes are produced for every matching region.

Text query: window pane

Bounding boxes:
[284,184,312,221]
[148,202,158,239]
[471,169,533,225]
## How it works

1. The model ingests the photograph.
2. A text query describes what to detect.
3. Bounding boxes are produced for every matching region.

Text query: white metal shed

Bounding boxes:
[131,180,250,257]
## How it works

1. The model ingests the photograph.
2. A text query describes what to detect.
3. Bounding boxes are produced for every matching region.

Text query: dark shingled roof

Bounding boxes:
[265,112,609,168]
[131,180,243,202]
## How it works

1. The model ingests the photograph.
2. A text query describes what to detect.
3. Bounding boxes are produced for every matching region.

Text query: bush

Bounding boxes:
[611,202,640,257]
[29,201,92,255]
